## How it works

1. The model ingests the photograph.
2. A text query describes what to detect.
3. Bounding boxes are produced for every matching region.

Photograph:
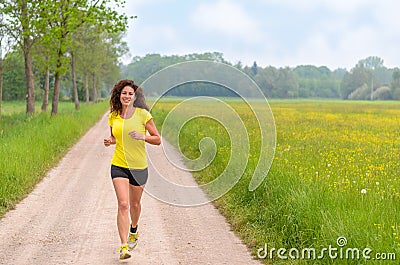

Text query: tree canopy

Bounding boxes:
[0,0,131,114]
[122,54,399,100]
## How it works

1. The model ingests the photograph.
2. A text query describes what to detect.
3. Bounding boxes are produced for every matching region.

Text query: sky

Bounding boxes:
[116,0,400,70]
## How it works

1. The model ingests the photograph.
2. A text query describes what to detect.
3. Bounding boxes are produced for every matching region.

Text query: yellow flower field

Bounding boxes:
[151,99,400,264]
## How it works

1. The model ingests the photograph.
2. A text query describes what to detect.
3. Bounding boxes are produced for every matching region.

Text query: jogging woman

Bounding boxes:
[104,79,161,260]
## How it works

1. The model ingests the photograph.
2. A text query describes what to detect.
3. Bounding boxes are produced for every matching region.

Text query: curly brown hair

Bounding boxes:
[109,79,149,114]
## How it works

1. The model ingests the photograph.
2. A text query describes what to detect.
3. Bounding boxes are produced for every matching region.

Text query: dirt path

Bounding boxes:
[0,113,261,265]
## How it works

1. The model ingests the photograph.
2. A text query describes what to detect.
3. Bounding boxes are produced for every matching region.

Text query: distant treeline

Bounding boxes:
[121,53,400,100]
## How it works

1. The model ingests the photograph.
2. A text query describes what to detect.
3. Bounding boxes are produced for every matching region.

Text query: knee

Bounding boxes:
[118,200,130,213]
[130,201,141,211]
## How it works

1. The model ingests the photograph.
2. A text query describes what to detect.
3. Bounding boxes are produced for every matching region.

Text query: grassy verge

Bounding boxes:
[151,99,400,264]
[0,101,109,218]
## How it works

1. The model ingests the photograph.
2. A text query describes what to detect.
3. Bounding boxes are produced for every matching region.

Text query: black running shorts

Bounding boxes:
[110,165,148,186]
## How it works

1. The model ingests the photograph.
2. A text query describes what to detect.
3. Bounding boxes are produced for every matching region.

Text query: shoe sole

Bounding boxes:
[119,254,132,263]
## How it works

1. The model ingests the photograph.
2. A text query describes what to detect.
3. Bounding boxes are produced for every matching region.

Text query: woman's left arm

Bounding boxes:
[144,119,161,145]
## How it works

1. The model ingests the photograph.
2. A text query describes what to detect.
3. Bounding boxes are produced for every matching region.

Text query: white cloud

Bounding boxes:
[129,25,178,49]
[122,0,171,11]
[258,0,399,69]
[264,0,375,13]
[191,0,263,44]
[293,27,376,69]
[373,4,400,68]
[375,1,400,27]
[119,0,400,69]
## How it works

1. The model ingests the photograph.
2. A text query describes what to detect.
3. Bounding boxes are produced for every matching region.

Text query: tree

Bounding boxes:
[372,86,392,100]
[0,13,4,116]
[391,68,400,89]
[0,40,3,116]
[71,24,128,104]
[391,68,400,100]
[31,33,54,112]
[357,56,391,100]
[252,66,278,98]
[359,56,384,70]
[0,0,43,114]
[340,64,370,99]
[41,62,51,111]
[274,67,298,98]
[72,24,98,105]
[36,0,129,115]
[0,22,4,116]
[96,31,129,95]
[2,51,26,101]
[70,50,79,110]
[251,61,258,75]
[292,65,340,98]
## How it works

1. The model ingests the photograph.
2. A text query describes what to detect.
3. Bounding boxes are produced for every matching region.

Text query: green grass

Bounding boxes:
[151,99,400,264]
[0,100,32,115]
[0,101,109,217]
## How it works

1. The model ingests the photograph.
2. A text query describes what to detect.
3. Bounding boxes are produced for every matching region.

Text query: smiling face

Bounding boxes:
[120,86,136,107]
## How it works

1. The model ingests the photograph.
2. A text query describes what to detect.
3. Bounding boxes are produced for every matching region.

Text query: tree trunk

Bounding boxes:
[85,73,89,106]
[51,71,61,116]
[51,56,63,116]
[0,34,3,117]
[23,44,35,114]
[92,73,97,103]
[21,1,35,115]
[0,54,3,117]
[41,66,50,112]
[71,51,79,110]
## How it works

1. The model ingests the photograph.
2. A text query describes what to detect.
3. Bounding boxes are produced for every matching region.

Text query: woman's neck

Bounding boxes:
[120,105,135,119]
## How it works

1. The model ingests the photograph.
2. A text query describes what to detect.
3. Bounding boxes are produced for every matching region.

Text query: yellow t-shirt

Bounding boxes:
[108,108,152,169]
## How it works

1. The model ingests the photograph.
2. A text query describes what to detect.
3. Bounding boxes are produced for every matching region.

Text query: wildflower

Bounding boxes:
[361,189,367,194]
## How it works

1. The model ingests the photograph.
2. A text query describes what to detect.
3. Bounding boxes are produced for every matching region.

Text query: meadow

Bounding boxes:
[1,98,399,264]
[151,99,400,264]
[0,101,109,217]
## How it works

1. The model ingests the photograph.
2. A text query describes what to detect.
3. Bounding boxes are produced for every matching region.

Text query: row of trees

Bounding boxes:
[122,53,400,100]
[0,0,131,115]
[2,15,400,110]
[340,57,399,100]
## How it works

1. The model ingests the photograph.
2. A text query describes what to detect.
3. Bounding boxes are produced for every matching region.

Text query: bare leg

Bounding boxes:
[112,178,130,244]
[129,185,145,229]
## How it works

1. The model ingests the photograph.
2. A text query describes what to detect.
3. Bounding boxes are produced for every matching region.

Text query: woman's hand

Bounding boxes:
[103,136,115,147]
[128,130,145,141]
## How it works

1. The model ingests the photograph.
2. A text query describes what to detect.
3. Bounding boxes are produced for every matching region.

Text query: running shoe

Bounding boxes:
[127,231,139,251]
[119,243,131,260]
